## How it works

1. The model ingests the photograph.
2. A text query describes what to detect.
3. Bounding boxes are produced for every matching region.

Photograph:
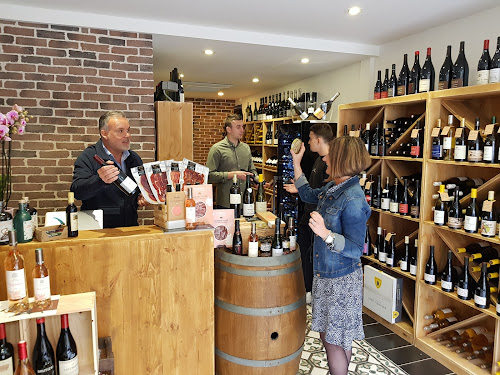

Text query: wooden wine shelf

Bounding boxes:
[371,207,420,223]
[427,159,500,169]
[362,254,417,281]
[254,163,263,169]
[371,156,423,162]
[262,166,278,172]
[424,221,500,246]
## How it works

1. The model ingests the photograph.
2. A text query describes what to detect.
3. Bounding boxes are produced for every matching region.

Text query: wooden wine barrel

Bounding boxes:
[214,247,306,375]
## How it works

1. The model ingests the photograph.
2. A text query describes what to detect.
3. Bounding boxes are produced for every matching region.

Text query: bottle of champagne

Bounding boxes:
[13,201,32,244]
[15,341,35,375]
[374,70,382,99]
[381,177,391,211]
[0,323,14,375]
[410,121,422,158]
[474,262,490,308]
[410,238,418,276]
[242,175,255,218]
[92,155,138,196]
[419,48,435,92]
[248,222,258,258]
[271,218,283,257]
[442,114,455,160]
[408,51,420,94]
[32,318,56,375]
[434,185,447,226]
[362,123,371,152]
[390,178,399,214]
[447,186,463,229]
[410,179,420,218]
[397,53,410,96]
[451,41,469,88]
[32,248,51,309]
[4,230,29,313]
[287,98,308,120]
[378,124,386,156]
[483,116,497,163]
[431,119,443,160]
[255,174,266,213]
[313,93,340,120]
[0,201,13,246]
[385,234,396,267]
[56,315,78,375]
[438,45,453,90]
[454,117,468,161]
[388,64,397,97]
[399,236,410,272]
[464,188,479,233]
[370,123,380,156]
[374,226,382,258]
[490,36,500,83]
[477,39,491,85]
[185,187,196,230]
[424,245,438,285]
[66,192,78,238]
[399,178,409,216]
[467,117,483,162]
[423,317,458,332]
[457,256,475,300]
[286,217,297,252]
[230,175,241,218]
[364,224,372,256]
[481,191,496,237]
[441,250,456,292]
[381,69,389,98]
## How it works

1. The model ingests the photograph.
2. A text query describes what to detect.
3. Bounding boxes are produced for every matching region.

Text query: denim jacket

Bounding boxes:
[295,175,370,278]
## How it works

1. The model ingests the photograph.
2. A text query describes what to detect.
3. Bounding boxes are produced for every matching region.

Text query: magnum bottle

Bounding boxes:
[66,192,78,238]
[92,155,137,196]
[232,219,243,255]
[271,218,283,257]
[438,45,453,90]
[229,175,241,218]
[419,47,435,92]
[451,41,469,88]
[474,262,490,309]
[424,245,438,285]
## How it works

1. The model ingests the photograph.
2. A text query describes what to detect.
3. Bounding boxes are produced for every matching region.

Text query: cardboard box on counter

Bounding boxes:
[256,211,285,229]
[35,225,68,242]
[154,190,186,230]
[183,184,213,226]
[363,265,402,324]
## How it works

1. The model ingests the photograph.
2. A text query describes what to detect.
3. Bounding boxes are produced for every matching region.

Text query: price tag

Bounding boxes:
[354,130,361,137]
[359,178,367,186]
[349,131,356,137]
[385,232,393,242]
[431,128,441,137]
[468,130,478,141]
[482,200,495,212]
[364,181,372,190]
[455,128,463,138]
[411,129,419,138]
[485,124,495,135]
[439,191,450,201]
[441,126,451,136]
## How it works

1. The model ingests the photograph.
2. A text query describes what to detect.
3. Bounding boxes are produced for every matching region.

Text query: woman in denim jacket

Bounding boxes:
[292,136,371,375]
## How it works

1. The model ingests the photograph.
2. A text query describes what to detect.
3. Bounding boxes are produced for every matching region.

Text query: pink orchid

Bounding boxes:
[6,110,18,125]
[0,113,6,126]
[12,104,23,112]
[17,126,25,135]
[0,125,9,138]
[19,118,26,126]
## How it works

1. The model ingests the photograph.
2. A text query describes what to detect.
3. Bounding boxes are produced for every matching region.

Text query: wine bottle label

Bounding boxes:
[457,286,468,298]
[477,70,490,85]
[230,194,241,205]
[464,215,478,232]
[58,356,79,375]
[410,205,419,217]
[23,220,33,241]
[283,239,290,250]
[378,252,386,262]
[31,213,38,232]
[434,210,445,225]
[431,145,442,158]
[497,302,500,314]
[481,220,496,236]
[443,137,452,150]
[410,145,420,156]
[255,201,267,213]
[242,204,255,217]
[381,198,390,210]
[397,85,406,96]
[363,243,368,255]
[399,203,409,214]
[424,273,436,283]
[381,91,388,99]
[272,247,283,257]
[185,207,196,224]
[474,294,487,306]
[0,357,13,375]
[470,326,488,335]
[370,144,378,155]
[388,88,394,97]
[289,235,297,250]
[441,280,453,291]
[389,202,399,213]
[121,176,138,194]
[419,79,430,92]
[454,145,466,160]
[374,92,381,100]
[400,260,407,271]
[299,112,308,120]
[410,264,417,275]
[6,269,27,300]
[248,241,259,258]
[69,212,78,231]
[468,150,483,162]
[490,68,500,83]
[438,81,448,90]
[483,146,493,161]
[446,316,458,323]
[386,257,394,266]
[447,217,463,229]
[451,78,464,88]
[0,218,13,245]
[34,275,51,301]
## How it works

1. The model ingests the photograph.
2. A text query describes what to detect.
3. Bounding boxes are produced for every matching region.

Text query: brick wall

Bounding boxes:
[186,98,235,164]
[0,20,155,225]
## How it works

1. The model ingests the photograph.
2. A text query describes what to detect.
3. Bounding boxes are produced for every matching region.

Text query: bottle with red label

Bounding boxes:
[399,178,409,215]
[410,121,422,158]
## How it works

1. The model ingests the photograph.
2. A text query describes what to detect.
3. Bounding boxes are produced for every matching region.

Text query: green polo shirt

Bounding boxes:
[206,137,257,208]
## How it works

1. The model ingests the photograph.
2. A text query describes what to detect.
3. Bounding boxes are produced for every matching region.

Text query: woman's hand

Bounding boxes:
[291,142,306,165]
[309,211,330,240]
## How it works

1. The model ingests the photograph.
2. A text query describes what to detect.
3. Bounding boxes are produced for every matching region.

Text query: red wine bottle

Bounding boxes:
[451,41,469,88]
[388,64,397,97]
[397,54,410,96]
[438,45,453,90]
[424,245,438,285]
[490,36,500,83]
[374,70,382,99]
[408,51,420,94]
[32,318,55,375]
[477,39,491,85]
[93,155,138,196]
[381,69,389,98]
[474,262,490,308]
[364,224,372,256]
[56,315,78,375]
[419,47,435,92]
[0,323,14,374]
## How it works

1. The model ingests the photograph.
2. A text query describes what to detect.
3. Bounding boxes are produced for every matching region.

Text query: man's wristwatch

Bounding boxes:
[323,231,335,245]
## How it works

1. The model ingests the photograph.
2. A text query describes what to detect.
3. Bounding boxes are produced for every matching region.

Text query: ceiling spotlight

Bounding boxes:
[348,6,362,16]
[301,58,310,64]
[252,78,259,83]
[180,74,184,78]
[204,49,214,55]
[218,91,224,96]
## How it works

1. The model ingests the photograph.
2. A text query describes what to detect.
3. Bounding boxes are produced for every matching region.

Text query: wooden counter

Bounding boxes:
[0,225,215,375]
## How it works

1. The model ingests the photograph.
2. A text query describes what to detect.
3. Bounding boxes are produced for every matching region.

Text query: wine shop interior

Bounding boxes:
[2,1,500,375]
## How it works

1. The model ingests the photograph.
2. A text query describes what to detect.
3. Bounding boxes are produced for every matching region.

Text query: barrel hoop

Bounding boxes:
[215,260,301,277]
[215,296,305,316]
[215,345,303,368]
[215,247,301,266]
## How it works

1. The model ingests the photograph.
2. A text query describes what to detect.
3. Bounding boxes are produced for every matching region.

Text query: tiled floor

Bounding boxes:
[299,305,455,375]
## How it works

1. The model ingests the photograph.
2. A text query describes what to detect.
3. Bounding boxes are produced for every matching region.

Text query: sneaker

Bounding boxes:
[306,292,312,304]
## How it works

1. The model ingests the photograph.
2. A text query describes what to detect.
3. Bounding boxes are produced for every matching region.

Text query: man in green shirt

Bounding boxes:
[206,114,257,208]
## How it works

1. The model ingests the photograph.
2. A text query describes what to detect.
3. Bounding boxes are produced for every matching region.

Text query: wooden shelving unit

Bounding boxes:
[339,82,500,375]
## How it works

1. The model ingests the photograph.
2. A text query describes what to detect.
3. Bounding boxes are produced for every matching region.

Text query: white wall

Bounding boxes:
[240,5,500,123]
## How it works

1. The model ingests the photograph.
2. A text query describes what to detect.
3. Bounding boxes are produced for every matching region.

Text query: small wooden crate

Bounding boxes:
[98,337,114,375]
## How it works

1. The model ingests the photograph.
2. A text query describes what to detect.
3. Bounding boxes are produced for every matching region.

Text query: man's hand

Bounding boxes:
[228,170,253,181]
[97,160,119,184]
[137,194,149,207]
[283,179,298,194]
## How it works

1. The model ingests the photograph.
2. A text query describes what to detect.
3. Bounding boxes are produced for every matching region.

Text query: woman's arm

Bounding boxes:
[295,175,325,205]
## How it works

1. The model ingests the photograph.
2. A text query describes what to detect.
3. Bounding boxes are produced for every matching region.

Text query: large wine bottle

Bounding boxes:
[419,47,435,92]
[477,39,491,85]
[451,41,469,88]
[474,262,490,308]
[32,318,55,375]
[93,155,138,196]
[56,315,78,375]
[287,98,308,120]
[408,51,420,94]
[313,93,340,120]
[438,45,453,90]
[490,36,500,83]
[229,175,241,218]
[0,323,14,375]
[424,245,438,285]
[397,54,410,96]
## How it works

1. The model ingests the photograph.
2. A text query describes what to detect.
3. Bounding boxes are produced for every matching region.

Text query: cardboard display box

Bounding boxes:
[363,265,402,324]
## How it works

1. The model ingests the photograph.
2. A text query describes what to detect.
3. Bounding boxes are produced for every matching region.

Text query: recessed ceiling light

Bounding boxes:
[204,49,214,55]
[348,6,362,16]
[180,74,184,78]
[218,91,224,96]
[301,58,310,64]
[252,78,259,83]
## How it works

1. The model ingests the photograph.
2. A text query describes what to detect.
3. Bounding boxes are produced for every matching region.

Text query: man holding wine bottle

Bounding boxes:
[71,111,147,229]
[206,114,258,208]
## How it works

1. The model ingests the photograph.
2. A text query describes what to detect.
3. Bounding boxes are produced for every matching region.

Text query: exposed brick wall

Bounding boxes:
[186,98,235,164]
[0,20,155,225]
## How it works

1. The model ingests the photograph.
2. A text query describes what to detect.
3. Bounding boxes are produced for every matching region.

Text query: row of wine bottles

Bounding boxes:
[374,37,500,99]
[230,174,267,219]
[0,315,78,375]
[247,91,298,121]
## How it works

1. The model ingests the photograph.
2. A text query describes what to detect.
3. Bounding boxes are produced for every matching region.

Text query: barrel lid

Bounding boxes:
[215,247,300,266]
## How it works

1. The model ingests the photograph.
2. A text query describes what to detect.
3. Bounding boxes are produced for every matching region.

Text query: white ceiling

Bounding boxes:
[2,0,499,99]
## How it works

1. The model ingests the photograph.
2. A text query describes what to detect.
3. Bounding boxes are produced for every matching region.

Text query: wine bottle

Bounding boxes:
[385,233,396,267]
[410,121,422,158]
[419,48,435,92]
[313,93,340,120]
[374,226,382,258]
[248,222,258,258]
[399,178,409,215]
[483,116,497,163]
[408,51,420,94]
[56,315,78,375]
[424,245,438,285]
[242,175,255,218]
[15,341,35,375]
[457,256,475,300]
[378,229,387,263]
[431,119,443,160]
[185,187,196,230]
[480,191,496,237]
[32,318,56,375]
[490,36,500,83]
[92,154,138,196]
[381,177,391,211]
[446,326,487,348]
[474,263,490,308]
[423,317,458,332]
[378,124,386,156]
[370,123,380,156]
[390,178,399,214]
[0,323,14,375]
[286,217,296,252]
[230,175,241,218]
[397,53,410,96]
[381,69,389,98]
[265,125,272,145]
[423,308,455,321]
[467,117,483,162]
[454,117,468,161]
[477,39,491,85]
[374,175,382,209]
[245,102,252,122]
[447,186,463,229]
[23,197,37,236]
[457,242,491,255]
[438,45,453,90]
[288,97,308,120]
[365,174,373,206]
[13,201,32,244]
[255,174,266,213]
[362,123,371,152]
[441,250,456,292]
[436,328,466,343]
[398,236,410,272]
[470,246,499,263]
[464,188,479,233]
[451,41,469,88]
[364,224,372,256]
[66,192,78,238]
[410,238,418,276]
[232,219,243,255]
[271,218,283,257]
[388,64,397,97]
[253,102,258,122]
[374,70,382,99]
[4,230,29,313]
[0,201,13,246]
[32,248,51,309]
[466,344,493,362]
[434,185,447,226]
[410,179,420,218]
[442,114,455,160]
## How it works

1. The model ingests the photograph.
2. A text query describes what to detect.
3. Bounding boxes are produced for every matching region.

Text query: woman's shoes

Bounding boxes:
[306,292,312,304]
